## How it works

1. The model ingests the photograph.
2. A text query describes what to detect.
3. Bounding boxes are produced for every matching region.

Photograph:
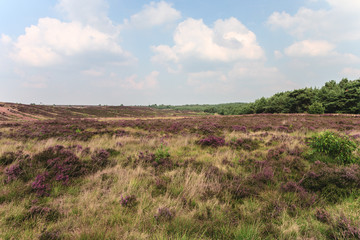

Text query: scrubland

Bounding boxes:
[1,111,360,239]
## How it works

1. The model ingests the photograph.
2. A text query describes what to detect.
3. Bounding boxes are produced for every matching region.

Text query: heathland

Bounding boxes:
[0,103,360,239]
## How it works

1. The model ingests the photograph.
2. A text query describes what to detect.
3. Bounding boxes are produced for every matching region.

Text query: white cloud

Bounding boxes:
[10,18,132,67]
[126,1,181,28]
[185,71,231,95]
[284,40,335,57]
[341,68,360,79]
[81,69,104,77]
[56,0,116,33]
[120,71,159,90]
[152,17,264,66]
[326,0,360,13]
[267,0,360,41]
[144,71,160,88]
[1,34,12,45]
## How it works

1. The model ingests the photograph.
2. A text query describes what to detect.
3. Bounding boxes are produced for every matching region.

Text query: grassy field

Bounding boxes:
[1,107,360,239]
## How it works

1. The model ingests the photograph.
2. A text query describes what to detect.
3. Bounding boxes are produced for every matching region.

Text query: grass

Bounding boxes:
[1,113,360,239]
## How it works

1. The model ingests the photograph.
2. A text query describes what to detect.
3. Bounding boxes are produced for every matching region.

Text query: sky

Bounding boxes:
[1,0,360,105]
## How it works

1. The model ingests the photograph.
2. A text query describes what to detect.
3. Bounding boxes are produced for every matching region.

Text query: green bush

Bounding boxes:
[309,131,357,164]
[308,101,325,114]
[154,144,170,163]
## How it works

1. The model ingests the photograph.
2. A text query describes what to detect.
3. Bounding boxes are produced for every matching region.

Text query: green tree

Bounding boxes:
[308,101,325,114]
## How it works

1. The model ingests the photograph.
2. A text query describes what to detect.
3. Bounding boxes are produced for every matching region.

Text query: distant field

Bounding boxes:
[1,105,360,239]
[0,103,205,121]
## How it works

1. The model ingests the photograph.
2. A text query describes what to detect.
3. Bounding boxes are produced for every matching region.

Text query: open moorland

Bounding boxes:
[1,103,360,239]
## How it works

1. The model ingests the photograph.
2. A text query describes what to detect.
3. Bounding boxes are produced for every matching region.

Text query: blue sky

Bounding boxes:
[1,0,360,105]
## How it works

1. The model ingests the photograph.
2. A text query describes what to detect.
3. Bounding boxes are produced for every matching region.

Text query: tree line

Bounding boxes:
[150,78,360,115]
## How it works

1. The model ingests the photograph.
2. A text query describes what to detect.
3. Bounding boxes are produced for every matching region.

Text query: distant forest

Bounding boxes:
[151,78,360,115]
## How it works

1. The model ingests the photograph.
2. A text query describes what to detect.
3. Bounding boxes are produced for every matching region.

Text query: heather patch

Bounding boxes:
[300,162,360,203]
[229,137,261,151]
[196,136,225,148]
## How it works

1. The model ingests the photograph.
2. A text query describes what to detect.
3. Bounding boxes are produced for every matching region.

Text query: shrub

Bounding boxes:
[4,164,23,183]
[309,131,357,164]
[197,136,225,148]
[308,102,325,114]
[333,213,360,239]
[39,230,61,240]
[120,195,137,208]
[91,149,110,169]
[300,162,360,203]
[154,207,175,222]
[230,138,260,151]
[0,152,17,165]
[27,206,60,222]
[154,144,170,163]
[32,172,51,197]
[252,166,274,183]
[314,208,332,224]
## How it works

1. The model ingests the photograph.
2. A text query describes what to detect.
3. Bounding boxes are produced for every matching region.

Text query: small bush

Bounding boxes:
[154,144,170,163]
[39,230,61,240]
[0,152,17,165]
[197,136,225,148]
[154,207,175,222]
[309,131,357,164]
[308,102,325,114]
[27,206,60,222]
[300,162,360,203]
[333,213,360,239]
[230,138,260,151]
[314,208,332,224]
[91,149,110,169]
[4,164,23,183]
[120,195,137,208]
[32,172,51,197]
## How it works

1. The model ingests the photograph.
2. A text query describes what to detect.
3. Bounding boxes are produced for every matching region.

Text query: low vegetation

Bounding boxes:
[1,108,360,239]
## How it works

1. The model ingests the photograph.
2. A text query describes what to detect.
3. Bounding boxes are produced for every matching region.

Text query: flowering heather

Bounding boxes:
[46,148,87,185]
[167,122,183,133]
[230,138,260,151]
[232,125,247,132]
[281,181,306,194]
[300,163,360,203]
[252,166,274,183]
[197,136,225,148]
[267,146,286,160]
[154,207,175,222]
[1,107,360,239]
[120,195,137,208]
[4,164,23,183]
[314,208,332,224]
[334,214,360,239]
[277,126,290,132]
[198,122,220,135]
[137,151,156,164]
[91,149,110,168]
[32,172,51,197]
